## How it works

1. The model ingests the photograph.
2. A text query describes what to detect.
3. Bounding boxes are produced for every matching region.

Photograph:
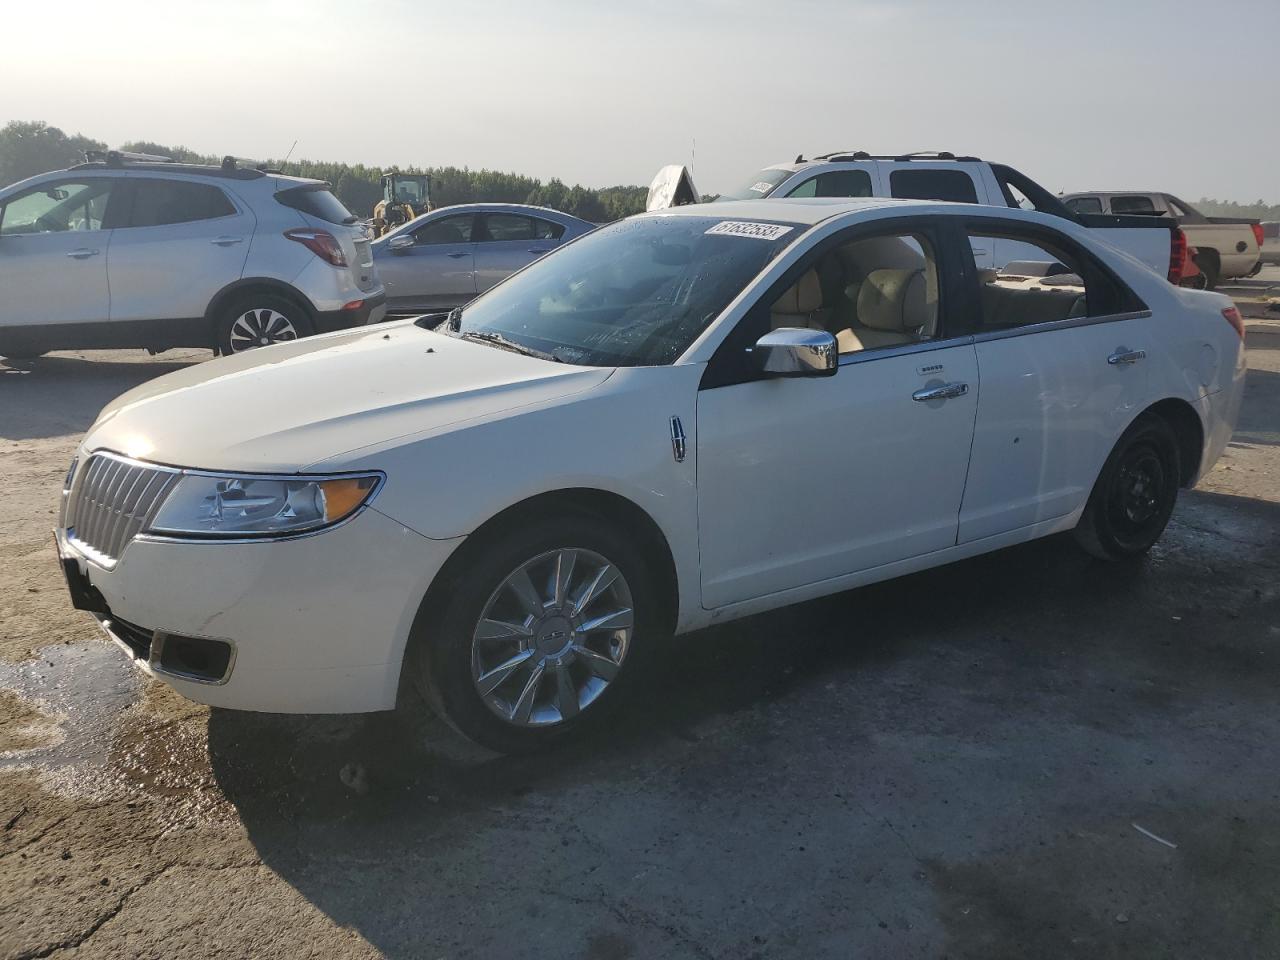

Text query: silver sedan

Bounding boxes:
[371,203,594,312]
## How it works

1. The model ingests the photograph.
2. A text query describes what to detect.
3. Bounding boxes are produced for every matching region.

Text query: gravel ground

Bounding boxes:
[1,314,1277,960]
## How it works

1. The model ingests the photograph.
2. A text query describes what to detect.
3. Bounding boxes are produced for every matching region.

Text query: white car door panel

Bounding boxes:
[0,178,116,327]
[959,320,1151,542]
[696,344,980,609]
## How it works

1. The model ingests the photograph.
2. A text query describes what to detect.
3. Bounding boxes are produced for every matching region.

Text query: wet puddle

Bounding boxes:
[0,638,236,822]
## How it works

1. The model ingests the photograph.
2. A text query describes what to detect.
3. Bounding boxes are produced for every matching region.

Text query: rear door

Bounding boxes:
[378,213,478,310]
[953,218,1154,542]
[0,177,118,329]
[106,177,252,322]
[473,213,547,293]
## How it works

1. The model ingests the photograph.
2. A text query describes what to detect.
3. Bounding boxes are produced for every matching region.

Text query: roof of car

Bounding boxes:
[413,202,591,221]
[652,196,934,226]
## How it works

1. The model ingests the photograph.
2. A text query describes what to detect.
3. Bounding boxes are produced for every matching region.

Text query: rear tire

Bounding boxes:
[214,293,313,355]
[1193,250,1220,290]
[408,511,662,754]
[1073,414,1181,560]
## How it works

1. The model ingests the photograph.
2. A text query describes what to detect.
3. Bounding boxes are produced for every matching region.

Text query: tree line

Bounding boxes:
[0,121,648,222]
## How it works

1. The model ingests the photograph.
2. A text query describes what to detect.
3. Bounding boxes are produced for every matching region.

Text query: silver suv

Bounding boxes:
[0,152,386,358]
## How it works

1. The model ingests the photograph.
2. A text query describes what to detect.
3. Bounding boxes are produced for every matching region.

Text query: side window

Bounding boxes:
[770,231,941,355]
[482,214,535,242]
[1110,195,1158,215]
[0,180,115,235]
[126,180,236,227]
[412,214,474,245]
[890,170,979,204]
[1065,196,1103,215]
[967,227,1138,328]
[786,170,873,199]
[533,218,565,240]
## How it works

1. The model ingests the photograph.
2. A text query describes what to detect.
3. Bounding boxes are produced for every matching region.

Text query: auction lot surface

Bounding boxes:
[2,297,1279,959]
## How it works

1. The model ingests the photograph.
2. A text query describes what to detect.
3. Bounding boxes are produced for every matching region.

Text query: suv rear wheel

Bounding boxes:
[215,293,313,355]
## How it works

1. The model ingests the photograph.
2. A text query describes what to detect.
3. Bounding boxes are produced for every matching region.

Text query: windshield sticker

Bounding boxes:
[749,181,774,194]
[705,221,794,241]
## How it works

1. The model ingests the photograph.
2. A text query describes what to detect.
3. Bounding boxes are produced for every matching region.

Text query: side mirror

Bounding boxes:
[388,234,414,253]
[752,328,838,378]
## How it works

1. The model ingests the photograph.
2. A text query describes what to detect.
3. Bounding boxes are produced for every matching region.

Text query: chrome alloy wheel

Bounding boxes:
[228,308,299,352]
[471,548,634,727]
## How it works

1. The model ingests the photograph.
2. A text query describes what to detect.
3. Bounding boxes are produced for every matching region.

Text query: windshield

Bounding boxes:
[716,168,794,201]
[446,215,800,366]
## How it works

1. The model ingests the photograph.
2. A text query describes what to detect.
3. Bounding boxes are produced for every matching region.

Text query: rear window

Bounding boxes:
[890,169,979,204]
[276,186,357,224]
[127,179,236,227]
[1110,195,1158,215]
[1065,196,1103,215]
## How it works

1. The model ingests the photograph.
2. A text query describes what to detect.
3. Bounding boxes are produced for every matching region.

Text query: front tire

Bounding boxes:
[1074,414,1181,560]
[215,293,313,355]
[410,513,661,754]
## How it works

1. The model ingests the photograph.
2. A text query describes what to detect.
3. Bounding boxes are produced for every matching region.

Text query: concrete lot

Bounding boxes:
[1,299,1278,958]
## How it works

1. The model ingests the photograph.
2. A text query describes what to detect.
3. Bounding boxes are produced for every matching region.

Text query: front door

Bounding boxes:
[0,178,118,329]
[696,222,980,609]
[379,213,478,310]
[956,220,1153,542]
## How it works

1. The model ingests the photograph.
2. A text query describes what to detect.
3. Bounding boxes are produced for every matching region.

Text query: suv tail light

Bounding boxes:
[1222,306,1245,340]
[1251,223,1265,250]
[284,228,347,267]
[1167,227,1186,284]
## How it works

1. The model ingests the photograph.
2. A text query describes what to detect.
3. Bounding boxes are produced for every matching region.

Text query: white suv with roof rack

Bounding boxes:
[0,151,386,359]
[650,152,1185,284]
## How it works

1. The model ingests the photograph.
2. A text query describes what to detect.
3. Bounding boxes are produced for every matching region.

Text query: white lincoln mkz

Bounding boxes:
[56,198,1246,752]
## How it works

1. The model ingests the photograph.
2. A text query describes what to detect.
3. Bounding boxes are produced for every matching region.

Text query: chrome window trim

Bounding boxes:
[969,309,1153,345]
[832,309,1153,366]
[836,334,975,367]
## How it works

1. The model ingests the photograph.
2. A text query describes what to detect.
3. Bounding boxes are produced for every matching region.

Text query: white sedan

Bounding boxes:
[56,198,1246,753]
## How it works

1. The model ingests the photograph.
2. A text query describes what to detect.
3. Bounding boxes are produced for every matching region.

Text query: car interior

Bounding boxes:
[769,231,1088,349]
[769,233,940,353]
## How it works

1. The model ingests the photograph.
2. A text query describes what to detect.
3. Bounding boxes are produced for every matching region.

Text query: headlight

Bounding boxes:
[146,472,381,538]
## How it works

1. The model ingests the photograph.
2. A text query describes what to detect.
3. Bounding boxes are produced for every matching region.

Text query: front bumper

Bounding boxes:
[314,291,388,334]
[55,508,462,713]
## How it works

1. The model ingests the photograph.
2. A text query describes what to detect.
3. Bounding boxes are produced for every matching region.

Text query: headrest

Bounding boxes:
[857,268,928,333]
[773,269,823,316]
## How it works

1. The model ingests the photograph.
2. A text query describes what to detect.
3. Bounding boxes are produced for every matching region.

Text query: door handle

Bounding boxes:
[911,381,967,404]
[210,236,244,246]
[912,382,969,402]
[66,248,99,259]
[1107,349,1146,365]
[446,252,469,259]
[527,247,549,254]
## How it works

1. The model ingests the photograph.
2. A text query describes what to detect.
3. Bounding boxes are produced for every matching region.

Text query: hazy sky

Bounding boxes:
[6,0,1278,201]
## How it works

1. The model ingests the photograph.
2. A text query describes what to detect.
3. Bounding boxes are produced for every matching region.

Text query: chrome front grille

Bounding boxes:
[65,454,180,567]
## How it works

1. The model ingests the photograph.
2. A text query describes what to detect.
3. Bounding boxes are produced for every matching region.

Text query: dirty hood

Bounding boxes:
[83,320,612,472]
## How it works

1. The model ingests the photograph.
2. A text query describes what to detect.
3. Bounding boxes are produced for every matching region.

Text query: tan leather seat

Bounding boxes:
[836,267,932,353]
[770,269,827,330]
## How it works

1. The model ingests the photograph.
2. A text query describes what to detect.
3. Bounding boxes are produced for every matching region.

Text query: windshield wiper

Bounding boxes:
[460,330,564,363]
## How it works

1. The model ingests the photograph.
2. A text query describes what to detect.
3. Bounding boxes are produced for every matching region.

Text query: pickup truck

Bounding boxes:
[648,153,1183,283]
[1060,191,1261,288]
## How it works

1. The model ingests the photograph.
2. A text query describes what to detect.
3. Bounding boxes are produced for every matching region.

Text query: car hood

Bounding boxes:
[83,320,613,472]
